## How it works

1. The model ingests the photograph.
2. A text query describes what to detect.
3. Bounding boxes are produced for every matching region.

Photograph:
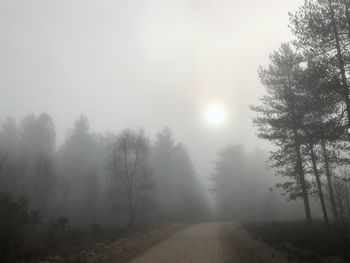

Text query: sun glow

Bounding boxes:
[205,105,226,126]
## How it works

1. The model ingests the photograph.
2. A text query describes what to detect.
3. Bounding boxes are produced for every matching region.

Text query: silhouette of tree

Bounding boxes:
[152,127,207,222]
[251,43,312,223]
[108,129,152,227]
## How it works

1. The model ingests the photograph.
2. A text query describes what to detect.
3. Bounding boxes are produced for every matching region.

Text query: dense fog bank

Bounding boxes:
[0,114,208,228]
[210,145,307,222]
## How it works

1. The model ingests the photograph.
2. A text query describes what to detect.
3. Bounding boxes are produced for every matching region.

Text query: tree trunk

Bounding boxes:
[343,176,350,217]
[309,140,329,228]
[321,138,339,222]
[294,131,312,224]
[342,0,350,38]
[127,192,134,228]
[337,190,346,225]
[328,0,350,123]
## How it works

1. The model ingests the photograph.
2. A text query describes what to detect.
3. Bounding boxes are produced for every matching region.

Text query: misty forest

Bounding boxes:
[3,0,350,262]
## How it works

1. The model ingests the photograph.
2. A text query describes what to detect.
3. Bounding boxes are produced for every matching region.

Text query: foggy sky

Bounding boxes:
[0,0,304,177]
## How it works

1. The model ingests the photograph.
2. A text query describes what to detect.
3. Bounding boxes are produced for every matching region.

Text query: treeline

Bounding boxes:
[209,145,304,222]
[251,0,350,227]
[0,114,207,260]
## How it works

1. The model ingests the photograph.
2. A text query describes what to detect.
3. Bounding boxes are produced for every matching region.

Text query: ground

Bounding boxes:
[129,222,287,263]
[245,221,349,262]
[36,222,295,263]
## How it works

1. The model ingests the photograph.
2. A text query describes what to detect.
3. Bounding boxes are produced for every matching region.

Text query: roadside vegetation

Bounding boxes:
[251,0,350,228]
[245,1,350,262]
[5,0,350,262]
[0,115,206,262]
[246,222,350,262]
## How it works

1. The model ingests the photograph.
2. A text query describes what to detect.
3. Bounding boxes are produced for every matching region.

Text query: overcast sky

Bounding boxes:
[0,0,304,177]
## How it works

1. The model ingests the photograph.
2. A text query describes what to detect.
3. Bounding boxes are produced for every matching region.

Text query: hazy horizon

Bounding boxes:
[0,0,304,177]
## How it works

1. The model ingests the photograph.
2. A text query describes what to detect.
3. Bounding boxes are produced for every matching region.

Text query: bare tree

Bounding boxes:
[108,129,152,227]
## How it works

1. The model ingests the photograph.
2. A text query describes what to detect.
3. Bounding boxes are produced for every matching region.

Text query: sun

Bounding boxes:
[205,105,226,126]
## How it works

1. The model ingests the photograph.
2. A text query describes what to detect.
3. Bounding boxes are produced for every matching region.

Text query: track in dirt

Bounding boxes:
[128,222,287,263]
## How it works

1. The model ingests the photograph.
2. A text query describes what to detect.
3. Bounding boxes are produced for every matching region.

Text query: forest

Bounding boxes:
[0,115,210,260]
[1,113,297,262]
[3,0,350,262]
[248,0,350,261]
[251,0,350,227]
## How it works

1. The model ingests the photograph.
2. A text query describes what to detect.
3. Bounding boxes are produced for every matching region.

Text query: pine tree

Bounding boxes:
[251,43,312,223]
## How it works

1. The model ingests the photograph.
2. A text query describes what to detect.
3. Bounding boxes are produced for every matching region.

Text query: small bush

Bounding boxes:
[90,223,104,240]
[245,221,350,262]
[0,192,40,262]
[45,217,71,247]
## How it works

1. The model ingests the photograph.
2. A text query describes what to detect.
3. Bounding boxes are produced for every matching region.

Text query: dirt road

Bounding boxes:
[129,222,288,263]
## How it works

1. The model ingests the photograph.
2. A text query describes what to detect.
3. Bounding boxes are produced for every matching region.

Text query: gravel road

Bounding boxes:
[129,222,288,263]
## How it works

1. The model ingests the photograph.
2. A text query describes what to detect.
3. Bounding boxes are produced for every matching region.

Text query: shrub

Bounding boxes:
[0,192,40,262]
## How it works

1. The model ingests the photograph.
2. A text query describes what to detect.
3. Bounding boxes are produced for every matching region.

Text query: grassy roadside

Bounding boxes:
[244,221,350,263]
[30,223,186,263]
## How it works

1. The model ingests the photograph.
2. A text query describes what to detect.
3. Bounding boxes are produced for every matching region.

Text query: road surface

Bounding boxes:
[129,222,288,263]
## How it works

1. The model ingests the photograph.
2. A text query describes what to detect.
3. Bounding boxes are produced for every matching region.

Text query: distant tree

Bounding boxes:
[108,129,152,227]
[333,170,349,223]
[210,145,247,220]
[0,118,20,194]
[58,115,100,225]
[151,127,176,219]
[20,113,56,215]
[209,145,293,221]
[152,127,207,222]
[172,143,206,221]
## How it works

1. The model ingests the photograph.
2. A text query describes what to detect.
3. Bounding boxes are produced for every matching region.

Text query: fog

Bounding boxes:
[0,0,314,225]
[9,1,350,261]
[0,0,304,178]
